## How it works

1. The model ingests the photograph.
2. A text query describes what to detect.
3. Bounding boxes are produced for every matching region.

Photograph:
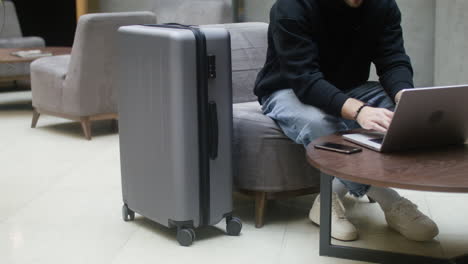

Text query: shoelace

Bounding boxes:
[331,194,347,219]
[391,199,424,221]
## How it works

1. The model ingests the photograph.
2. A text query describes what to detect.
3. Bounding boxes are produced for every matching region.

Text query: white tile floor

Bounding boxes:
[1,89,468,264]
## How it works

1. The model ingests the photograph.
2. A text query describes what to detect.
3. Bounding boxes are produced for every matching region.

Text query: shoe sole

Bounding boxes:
[309,210,359,242]
[387,223,439,242]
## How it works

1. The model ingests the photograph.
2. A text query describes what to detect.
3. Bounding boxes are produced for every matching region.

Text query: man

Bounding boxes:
[254,0,439,242]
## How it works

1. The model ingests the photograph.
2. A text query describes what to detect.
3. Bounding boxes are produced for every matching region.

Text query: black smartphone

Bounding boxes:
[314,142,362,154]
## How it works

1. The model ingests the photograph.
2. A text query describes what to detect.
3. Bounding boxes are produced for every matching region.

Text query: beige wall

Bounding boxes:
[398,0,435,87]
[76,0,100,19]
[434,0,468,86]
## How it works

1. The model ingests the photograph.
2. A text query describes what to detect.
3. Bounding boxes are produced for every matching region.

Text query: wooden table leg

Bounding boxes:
[255,191,267,228]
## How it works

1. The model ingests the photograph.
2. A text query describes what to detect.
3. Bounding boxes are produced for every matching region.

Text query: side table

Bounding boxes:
[306,132,468,264]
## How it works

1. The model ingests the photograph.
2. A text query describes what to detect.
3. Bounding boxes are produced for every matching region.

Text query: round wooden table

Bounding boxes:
[306,132,468,264]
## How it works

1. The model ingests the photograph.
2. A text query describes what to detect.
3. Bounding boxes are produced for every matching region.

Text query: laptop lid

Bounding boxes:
[380,85,468,152]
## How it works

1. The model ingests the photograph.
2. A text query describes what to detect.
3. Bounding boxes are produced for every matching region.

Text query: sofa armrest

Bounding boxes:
[0,36,46,48]
[31,55,70,80]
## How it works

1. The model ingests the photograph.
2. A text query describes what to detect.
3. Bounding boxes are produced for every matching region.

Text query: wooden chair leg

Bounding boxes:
[31,109,40,128]
[80,118,92,140]
[111,119,118,132]
[255,191,267,228]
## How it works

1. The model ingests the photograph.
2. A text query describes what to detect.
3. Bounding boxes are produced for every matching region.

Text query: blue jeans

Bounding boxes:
[261,82,395,197]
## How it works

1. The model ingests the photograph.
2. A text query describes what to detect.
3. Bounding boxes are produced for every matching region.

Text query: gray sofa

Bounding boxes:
[211,22,321,228]
[0,0,45,82]
[30,12,157,140]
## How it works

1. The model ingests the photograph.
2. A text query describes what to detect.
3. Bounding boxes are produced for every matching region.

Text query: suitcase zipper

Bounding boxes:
[190,26,211,227]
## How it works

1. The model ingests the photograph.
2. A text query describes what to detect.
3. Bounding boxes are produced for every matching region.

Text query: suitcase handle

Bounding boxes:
[143,23,198,30]
[208,101,218,160]
[163,22,196,28]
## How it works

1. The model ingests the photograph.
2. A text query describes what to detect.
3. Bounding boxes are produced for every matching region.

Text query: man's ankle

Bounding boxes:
[367,186,401,212]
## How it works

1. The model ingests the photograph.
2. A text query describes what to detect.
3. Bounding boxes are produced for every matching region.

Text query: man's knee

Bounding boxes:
[295,117,346,146]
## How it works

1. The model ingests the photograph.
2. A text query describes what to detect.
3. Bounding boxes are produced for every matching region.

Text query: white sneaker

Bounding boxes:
[309,193,358,241]
[384,197,439,242]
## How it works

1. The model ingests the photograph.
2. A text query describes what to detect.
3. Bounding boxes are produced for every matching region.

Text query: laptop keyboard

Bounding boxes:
[369,138,384,144]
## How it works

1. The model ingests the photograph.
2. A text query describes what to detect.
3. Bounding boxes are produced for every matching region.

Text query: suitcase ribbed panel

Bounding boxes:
[118,26,200,227]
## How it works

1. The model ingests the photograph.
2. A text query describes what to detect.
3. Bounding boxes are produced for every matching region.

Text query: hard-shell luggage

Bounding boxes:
[117,24,242,246]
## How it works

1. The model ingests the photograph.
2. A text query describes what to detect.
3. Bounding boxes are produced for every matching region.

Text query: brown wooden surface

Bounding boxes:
[306,131,468,193]
[255,192,267,228]
[76,0,89,21]
[0,75,30,82]
[236,187,319,228]
[0,47,72,64]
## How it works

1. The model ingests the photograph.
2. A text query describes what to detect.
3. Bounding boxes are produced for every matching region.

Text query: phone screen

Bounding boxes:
[314,142,362,154]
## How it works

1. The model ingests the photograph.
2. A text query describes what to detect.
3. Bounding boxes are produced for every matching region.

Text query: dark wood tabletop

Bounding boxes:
[0,47,72,63]
[306,131,468,193]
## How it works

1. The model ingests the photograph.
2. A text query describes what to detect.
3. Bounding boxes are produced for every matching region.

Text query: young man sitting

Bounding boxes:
[254,0,439,242]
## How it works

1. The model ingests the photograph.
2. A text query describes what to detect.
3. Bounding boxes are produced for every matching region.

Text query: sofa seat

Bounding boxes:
[233,101,320,192]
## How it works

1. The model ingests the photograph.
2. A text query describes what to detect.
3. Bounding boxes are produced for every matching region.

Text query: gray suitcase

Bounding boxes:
[117,24,242,246]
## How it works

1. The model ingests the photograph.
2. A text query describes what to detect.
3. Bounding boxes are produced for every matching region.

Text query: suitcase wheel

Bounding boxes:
[122,204,135,222]
[177,228,195,247]
[226,217,242,236]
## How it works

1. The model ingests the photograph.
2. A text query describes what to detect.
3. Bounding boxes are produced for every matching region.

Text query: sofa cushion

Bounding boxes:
[203,23,269,104]
[0,36,45,49]
[233,101,320,192]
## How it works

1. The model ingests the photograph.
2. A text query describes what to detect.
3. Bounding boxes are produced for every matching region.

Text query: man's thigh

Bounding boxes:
[261,89,349,147]
[346,81,396,110]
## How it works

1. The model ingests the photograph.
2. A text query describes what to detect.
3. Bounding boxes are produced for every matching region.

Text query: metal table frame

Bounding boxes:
[319,173,468,264]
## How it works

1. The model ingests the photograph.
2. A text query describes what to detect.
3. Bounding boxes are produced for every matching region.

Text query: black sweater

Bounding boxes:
[254,0,414,116]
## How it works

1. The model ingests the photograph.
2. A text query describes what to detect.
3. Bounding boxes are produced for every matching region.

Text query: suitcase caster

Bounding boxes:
[226,216,242,236]
[122,204,135,222]
[177,228,196,247]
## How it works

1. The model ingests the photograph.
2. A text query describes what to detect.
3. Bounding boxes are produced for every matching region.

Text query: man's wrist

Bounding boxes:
[354,103,370,121]
[341,98,365,120]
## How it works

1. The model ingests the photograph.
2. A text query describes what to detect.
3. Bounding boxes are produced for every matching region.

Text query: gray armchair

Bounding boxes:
[0,0,45,82]
[208,23,320,228]
[30,12,156,140]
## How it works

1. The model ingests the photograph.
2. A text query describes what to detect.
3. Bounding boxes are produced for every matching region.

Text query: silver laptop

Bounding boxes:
[343,84,468,152]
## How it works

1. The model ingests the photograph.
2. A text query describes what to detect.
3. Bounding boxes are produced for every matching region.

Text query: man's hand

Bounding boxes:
[356,107,394,133]
[341,98,394,133]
